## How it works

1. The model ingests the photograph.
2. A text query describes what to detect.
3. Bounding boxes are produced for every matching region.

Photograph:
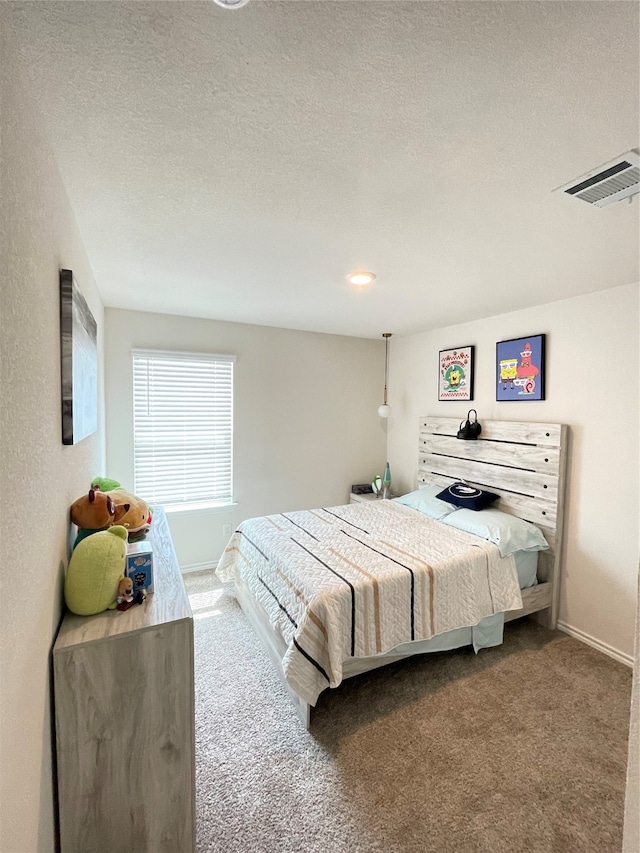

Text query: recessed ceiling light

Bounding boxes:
[212,0,251,8]
[347,271,376,286]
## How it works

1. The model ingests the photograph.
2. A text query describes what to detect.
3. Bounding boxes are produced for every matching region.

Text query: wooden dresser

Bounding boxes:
[53,507,195,853]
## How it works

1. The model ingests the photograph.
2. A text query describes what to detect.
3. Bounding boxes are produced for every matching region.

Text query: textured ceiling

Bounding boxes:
[5,1,639,338]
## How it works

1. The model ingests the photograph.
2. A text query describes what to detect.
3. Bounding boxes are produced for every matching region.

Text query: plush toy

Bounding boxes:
[70,487,117,530]
[103,489,152,541]
[91,477,152,541]
[91,476,122,492]
[71,479,152,547]
[70,488,129,548]
[64,526,128,616]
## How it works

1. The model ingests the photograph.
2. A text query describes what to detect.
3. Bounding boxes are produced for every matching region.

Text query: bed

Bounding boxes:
[216,417,568,727]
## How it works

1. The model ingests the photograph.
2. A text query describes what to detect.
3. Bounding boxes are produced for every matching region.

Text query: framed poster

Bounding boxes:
[496,334,545,401]
[60,269,98,444]
[438,345,474,401]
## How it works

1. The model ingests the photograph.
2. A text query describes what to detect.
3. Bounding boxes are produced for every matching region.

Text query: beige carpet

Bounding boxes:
[186,571,632,853]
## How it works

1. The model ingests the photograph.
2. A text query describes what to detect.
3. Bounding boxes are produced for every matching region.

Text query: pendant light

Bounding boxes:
[378,333,392,418]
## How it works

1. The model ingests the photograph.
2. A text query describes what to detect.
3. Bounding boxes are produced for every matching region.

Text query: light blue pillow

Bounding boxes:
[393,486,456,520]
[416,483,447,499]
[442,507,549,557]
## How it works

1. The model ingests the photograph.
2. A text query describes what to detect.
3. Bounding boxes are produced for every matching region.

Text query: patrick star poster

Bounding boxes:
[496,334,545,401]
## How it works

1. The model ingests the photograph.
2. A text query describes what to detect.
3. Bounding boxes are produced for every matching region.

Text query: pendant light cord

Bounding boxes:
[383,332,391,405]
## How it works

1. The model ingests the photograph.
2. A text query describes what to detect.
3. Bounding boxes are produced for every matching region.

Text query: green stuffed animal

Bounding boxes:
[64,526,128,616]
[91,476,122,492]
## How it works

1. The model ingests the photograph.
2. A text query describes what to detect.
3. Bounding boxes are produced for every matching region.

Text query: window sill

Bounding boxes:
[162,502,237,518]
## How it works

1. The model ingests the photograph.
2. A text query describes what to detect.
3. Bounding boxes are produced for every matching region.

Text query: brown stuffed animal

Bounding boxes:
[103,489,152,541]
[71,483,152,548]
[70,488,120,531]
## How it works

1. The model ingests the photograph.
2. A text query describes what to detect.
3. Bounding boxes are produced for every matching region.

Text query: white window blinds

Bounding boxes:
[132,349,235,509]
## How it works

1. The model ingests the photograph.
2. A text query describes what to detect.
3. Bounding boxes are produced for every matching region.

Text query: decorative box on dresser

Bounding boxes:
[52,507,195,853]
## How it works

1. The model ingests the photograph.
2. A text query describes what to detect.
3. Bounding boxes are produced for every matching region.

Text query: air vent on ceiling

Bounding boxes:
[554,150,640,207]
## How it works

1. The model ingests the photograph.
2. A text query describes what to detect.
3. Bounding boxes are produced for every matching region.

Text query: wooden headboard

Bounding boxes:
[418,417,568,629]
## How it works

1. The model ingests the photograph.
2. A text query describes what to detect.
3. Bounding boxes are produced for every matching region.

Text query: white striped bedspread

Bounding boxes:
[216,500,523,706]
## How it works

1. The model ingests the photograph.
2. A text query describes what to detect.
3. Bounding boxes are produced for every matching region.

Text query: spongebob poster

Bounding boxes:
[438,345,475,401]
[496,334,545,401]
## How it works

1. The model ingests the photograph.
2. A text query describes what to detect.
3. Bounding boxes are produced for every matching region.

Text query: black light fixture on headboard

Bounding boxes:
[457,409,482,440]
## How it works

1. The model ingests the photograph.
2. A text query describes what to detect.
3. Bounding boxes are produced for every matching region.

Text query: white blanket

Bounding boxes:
[216,500,522,705]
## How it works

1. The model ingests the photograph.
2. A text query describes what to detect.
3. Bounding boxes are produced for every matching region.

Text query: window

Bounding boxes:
[132,349,235,511]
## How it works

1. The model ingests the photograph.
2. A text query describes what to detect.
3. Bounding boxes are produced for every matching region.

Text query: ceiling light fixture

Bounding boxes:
[347,271,376,286]
[378,332,392,418]
[212,0,251,8]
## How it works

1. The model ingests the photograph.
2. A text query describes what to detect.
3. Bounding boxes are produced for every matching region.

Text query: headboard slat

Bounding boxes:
[422,433,560,470]
[422,417,562,447]
[419,454,558,501]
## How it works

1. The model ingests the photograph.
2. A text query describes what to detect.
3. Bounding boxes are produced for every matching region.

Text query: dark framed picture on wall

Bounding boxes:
[60,268,98,445]
[438,345,475,401]
[496,334,545,401]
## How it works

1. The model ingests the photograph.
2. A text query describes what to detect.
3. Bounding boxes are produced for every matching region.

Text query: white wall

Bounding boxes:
[105,309,387,568]
[387,283,639,660]
[623,566,639,850]
[0,17,105,853]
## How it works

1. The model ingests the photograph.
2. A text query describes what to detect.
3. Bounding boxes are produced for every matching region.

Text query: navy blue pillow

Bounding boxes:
[435,482,499,511]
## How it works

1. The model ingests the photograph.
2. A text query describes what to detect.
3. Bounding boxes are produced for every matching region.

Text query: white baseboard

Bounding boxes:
[557,621,633,668]
[180,561,217,575]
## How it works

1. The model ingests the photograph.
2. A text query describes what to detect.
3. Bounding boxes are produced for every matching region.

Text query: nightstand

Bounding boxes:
[350,492,394,504]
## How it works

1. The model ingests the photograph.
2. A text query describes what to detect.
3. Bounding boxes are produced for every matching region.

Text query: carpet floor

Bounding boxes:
[185,571,632,853]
